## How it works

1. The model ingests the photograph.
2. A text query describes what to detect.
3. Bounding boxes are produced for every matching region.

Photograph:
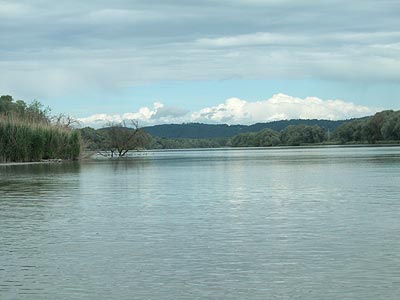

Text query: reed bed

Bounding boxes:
[0,115,81,163]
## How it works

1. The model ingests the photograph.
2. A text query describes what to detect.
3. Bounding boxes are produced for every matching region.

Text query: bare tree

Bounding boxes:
[105,120,151,157]
[52,113,80,129]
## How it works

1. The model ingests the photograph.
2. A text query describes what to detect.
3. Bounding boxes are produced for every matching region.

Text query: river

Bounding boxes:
[1,146,400,299]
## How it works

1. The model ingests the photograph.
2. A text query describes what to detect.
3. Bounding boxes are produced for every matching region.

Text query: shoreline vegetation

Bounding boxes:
[81,109,400,152]
[1,94,400,163]
[0,95,81,163]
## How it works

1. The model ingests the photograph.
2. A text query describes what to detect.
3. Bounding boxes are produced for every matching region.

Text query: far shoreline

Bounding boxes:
[2,143,400,166]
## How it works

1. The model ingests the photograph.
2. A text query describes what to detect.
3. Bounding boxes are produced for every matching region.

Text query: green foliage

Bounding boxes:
[0,116,81,162]
[0,95,81,162]
[280,125,326,146]
[0,95,50,123]
[334,119,366,143]
[0,95,14,114]
[334,110,400,144]
[231,125,326,147]
[231,129,281,147]
[69,131,82,159]
[150,137,230,149]
[231,132,256,147]
[381,112,400,140]
[255,129,281,146]
[79,127,107,150]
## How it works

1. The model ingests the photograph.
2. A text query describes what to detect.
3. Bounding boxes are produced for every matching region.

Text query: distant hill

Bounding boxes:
[143,119,357,139]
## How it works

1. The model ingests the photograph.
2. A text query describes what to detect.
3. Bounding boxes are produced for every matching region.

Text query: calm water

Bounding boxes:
[1,146,400,300]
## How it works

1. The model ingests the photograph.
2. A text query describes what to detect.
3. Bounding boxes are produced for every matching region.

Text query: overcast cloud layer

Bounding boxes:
[78,94,378,127]
[1,0,400,100]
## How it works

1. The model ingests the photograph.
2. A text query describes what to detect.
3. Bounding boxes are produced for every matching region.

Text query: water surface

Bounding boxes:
[1,146,400,299]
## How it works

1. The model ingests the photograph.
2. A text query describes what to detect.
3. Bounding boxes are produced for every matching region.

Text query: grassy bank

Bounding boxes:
[0,115,81,163]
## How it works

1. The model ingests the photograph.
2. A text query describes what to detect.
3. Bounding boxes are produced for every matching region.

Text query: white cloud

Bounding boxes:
[196,32,307,47]
[78,93,378,128]
[196,31,400,49]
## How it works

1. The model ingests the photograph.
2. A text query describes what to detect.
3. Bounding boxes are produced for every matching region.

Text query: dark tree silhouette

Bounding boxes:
[105,120,151,157]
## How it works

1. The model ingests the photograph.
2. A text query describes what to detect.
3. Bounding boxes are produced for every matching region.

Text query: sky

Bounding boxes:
[1,0,400,126]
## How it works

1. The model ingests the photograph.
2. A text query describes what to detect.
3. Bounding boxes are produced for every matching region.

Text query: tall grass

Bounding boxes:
[0,115,81,163]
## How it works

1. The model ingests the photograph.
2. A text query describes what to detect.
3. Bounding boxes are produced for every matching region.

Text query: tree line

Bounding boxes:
[144,119,348,139]
[230,125,326,147]
[230,110,400,146]
[80,109,400,153]
[335,110,400,143]
[0,95,81,163]
[80,124,328,151]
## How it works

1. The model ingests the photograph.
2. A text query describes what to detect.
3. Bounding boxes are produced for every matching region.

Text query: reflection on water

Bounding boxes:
[0,163,81,199]
[1,146,400,300]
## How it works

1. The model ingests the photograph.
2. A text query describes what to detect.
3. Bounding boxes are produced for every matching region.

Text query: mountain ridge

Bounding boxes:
[142,118,363,139]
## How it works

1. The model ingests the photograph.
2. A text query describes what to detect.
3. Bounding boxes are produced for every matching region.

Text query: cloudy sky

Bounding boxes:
[1,0,399,126]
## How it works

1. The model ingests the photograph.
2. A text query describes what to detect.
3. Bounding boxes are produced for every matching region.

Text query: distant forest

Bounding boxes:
[143,119,350,139]
[80,110,400,150]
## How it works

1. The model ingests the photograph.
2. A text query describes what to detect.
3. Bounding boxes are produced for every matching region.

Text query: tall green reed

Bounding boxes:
[0,114,81,163]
